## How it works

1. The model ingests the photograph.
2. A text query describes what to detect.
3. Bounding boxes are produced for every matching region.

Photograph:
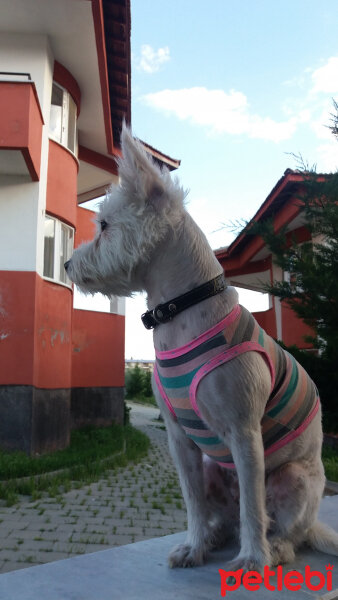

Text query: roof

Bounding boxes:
[141,140,181,172]
[102,0,131,148]
[215,169,321,262]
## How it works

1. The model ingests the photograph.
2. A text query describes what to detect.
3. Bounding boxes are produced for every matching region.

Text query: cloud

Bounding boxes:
[315,140,338,173]
[135,45,170,74]
[139,56,338,145]
[310,102,333,140]
[142,87,298,142]
[311,57,338,95]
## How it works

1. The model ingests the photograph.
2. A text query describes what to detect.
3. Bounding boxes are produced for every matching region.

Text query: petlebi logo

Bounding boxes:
[219,564,334,596]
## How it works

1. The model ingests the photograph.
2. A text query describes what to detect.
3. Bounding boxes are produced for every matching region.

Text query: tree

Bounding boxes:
[250,171,338,356]
[142,370,153,398]
[125,365,144,399]
[125,365,156,405]
[247,101,338,429]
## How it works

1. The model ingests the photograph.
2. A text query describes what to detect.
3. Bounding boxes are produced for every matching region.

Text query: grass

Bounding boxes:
[322,445,338,482]
[127,395,157,407]
[0,424,150,506]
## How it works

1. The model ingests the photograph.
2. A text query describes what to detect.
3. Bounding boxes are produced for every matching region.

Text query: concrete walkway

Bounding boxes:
[0,402,187,574]
[0,497,337,599]
[0,403,337,598]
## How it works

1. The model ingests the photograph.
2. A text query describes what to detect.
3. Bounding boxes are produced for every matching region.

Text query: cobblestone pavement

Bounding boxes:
[0,403,187,574]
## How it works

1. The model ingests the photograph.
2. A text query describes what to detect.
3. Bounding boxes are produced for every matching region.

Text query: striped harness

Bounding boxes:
[154,304,319,469]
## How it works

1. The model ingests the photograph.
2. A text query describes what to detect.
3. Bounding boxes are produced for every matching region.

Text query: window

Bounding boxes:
[49,82,77,155]
[43,216,55,279]
[284,251,304,292]
[43,215,74,286]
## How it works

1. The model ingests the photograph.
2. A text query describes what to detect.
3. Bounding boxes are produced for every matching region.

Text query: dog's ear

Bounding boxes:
[119,124,167,210]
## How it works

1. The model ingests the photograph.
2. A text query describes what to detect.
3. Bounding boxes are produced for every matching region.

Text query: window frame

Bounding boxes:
[43,215,74,289]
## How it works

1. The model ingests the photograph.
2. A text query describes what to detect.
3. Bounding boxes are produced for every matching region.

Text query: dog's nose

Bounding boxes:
[64,260,71,271]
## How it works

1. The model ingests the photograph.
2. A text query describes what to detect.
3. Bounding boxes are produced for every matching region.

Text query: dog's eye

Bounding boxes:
[100,220,108,232]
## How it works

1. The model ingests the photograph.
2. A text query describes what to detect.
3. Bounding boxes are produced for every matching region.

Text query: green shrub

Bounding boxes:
[125,366,156,404]
[277,341,338,432]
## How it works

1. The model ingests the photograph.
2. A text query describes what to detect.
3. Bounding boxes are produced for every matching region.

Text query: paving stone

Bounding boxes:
[0,404,186,575]
[32,551,70,564]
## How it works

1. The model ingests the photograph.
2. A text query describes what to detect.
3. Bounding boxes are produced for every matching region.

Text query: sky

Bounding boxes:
[80,0,338,360]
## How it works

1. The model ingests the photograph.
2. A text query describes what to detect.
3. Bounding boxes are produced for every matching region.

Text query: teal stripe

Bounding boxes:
[258,327,265,348]
[267,355,299,418]
[187,434,222,445]
[158,366,201,389]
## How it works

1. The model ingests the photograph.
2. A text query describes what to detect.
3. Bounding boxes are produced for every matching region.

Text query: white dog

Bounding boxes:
[65,125,338,573]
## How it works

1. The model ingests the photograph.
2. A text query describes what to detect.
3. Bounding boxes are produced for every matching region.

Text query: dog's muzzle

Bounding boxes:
[64,260,71,272]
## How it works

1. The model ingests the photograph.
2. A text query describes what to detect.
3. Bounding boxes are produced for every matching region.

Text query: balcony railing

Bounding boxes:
[0,71,32,81]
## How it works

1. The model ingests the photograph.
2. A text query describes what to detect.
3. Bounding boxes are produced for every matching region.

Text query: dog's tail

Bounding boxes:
[306,521,338,556]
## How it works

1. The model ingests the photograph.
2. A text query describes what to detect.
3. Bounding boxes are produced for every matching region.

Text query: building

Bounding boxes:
[215,169,319,350]
[0,0,178,455]
[125,359,155,372]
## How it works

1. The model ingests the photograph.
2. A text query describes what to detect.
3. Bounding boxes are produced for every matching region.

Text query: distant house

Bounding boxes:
[0,0,179,455]
[215,169,321,351]
[125,359,155,372]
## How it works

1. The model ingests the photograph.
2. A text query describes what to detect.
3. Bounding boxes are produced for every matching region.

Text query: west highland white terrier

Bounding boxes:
[65,125,338,573]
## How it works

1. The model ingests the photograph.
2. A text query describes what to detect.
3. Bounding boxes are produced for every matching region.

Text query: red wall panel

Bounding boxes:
[72,309,125,388]
[281,303,314,350]
[0,272,73,388]
[0,271,36,385]
[75,206,97,248]
[46,140,78,227]
[252,307,277,339]
[34,277,73,388]
[0,82,43,180]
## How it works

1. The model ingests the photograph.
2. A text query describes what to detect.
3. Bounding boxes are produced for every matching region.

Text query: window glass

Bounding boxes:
[49,82,77,156]
[43,217,55,278]
[50,84,63,144]
[67,96,77,155]
[43,216,74,286]
[59,224,74,284]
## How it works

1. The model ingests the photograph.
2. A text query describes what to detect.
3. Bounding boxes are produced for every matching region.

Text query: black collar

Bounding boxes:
[141,273,226,330]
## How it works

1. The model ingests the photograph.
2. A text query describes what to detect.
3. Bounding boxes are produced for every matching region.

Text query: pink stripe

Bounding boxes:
[184,426,217,438]
[156,343,230,379]
[189,342,275,418]
[154,365,176,418]
[155,304,241,360]
[217,461,236,469]
[264,396,320,457]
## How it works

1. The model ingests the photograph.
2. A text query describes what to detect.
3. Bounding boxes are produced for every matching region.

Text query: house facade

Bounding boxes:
[0,0,178,455]
[215,169,317,350]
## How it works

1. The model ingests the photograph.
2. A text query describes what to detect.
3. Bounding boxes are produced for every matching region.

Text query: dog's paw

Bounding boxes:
[205,522,233,551]
[270,538,295,566]
[224,555,267,576]
[168,543,206,568]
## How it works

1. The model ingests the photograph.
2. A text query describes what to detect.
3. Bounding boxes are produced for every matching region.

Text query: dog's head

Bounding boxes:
[65,125,186,297]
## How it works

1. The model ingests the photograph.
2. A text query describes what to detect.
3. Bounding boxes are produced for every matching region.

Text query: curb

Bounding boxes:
[325,479,338,496]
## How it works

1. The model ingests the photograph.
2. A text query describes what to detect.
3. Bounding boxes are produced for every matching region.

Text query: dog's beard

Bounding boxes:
[74,277,134,298]
[67,252,136,298]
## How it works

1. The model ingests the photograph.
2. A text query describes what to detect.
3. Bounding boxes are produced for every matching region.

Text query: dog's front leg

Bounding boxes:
[226,427,271,574]
[155,391,209,567]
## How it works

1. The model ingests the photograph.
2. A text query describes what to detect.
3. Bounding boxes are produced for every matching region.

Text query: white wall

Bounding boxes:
[0,34,53,273]
[73,286,126,317]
